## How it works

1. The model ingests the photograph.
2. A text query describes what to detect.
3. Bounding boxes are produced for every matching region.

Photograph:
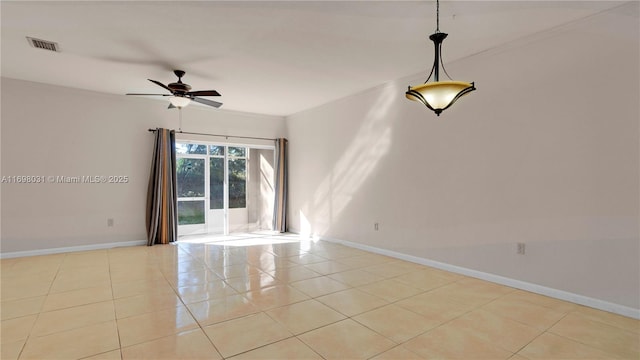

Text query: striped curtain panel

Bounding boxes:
[273,138,288,233]
[146,128,178,245]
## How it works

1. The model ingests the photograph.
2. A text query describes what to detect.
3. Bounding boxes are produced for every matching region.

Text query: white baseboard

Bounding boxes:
[0,240,147,259]
[318,235,640,320]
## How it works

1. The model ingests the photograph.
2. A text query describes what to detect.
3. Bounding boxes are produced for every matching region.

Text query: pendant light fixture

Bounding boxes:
[406,0,475,115]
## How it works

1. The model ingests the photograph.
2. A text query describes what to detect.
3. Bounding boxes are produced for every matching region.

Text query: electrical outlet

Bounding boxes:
[374,222,379,231]
[107,218,114,227]
[517,242,525,255]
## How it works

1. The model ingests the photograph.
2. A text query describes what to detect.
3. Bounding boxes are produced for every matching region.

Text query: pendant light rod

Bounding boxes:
[430,33,447,82]
[436,0,440,32]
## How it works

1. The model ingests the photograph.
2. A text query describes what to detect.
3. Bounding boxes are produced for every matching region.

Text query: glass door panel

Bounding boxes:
[177,157,206,235]
[228,148,248,233]
[208,156,225,235]
[228,158,246,208]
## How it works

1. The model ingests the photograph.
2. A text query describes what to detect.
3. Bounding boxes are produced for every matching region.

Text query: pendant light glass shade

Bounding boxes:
[406,0,475,115]
[406,81,475,115]
[169,96,191,108]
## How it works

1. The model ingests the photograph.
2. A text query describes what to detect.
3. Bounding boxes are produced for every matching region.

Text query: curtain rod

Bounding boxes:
[148,128,276,142]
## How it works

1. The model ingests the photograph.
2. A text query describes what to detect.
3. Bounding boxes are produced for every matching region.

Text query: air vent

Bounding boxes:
[26,37,59,52]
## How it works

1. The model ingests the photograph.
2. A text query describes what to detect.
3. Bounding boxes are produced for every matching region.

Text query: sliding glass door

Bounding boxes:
[177,142,269,237]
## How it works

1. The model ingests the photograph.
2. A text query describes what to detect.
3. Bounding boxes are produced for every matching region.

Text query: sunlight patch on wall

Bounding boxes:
[301,83,398,236]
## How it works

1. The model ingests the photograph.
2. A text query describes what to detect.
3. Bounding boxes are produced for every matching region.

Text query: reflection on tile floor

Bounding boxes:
[1,233,638,359]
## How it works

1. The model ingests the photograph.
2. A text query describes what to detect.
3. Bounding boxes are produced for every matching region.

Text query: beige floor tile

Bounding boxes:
[361,262,417,278]
[353,304,439,343]
[316,288,387,316]
[518,332,617,359]
[1,314,37,344]
[203,254,248,269]
[304,260,353,275]
[0,280,51,302]
[187,294,260,326]
[209,264,263,280]
[509,355,530,360]
[32,300,115,336]
[242,284,309,310]
[225,272,281,293]
[165,269,222,287]
[246,253,296,270]
[122,328,222,359]
[357,279,424,302]
[82,349,123,359]
[481,297,566,330]
[422,267,465,281]
[290,276,351,297]
[499,290,577,314]
[61,251,109,269]
[550,312,639,359]
[395,292,473,323]
[429,280,514,308]
[42,285,113,312]
[6,255,64,275]
[311,247,366,260]
[0,339,25,360]
[1,270,57,286]
[117,305,199,347]
[229,337,322,360]
[111,277,175,299]
[287,253,328,265]
[370,345,426,360]
[298,319,395,359]
[110,266,166,284]
[0,296,45,320]
[159,259,209,274]
[50,268,111,293]
[328,268,385,287]
[389,260,427,272]
[393,269,457,291]
[445,309,543,353]
[269,265,322,283]
[204,312,292,358]
[333,255,385,269]
[265,299,346,334]
[572,305,640,334]
[20,321,120,360]
[115,291,182,319]
[176,281,238,304]
[403,323,513,360]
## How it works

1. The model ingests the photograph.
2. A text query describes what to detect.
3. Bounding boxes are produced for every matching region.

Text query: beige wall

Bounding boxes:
[286,5,639,310]
[1,78,285,253]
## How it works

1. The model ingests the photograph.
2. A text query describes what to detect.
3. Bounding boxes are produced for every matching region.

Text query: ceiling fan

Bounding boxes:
[126,70,222,109]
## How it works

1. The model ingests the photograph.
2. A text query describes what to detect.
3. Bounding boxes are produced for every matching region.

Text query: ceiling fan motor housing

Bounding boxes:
[168,70,191,93]
[168,82,191,92]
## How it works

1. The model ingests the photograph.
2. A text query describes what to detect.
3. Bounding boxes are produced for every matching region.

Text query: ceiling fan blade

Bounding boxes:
[191,97,223,108]
[126,93,171,96]
[187,90,221,97]
[148,79,173,93]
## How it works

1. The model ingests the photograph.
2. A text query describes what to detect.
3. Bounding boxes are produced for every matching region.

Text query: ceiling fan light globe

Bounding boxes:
[169,96,191,108]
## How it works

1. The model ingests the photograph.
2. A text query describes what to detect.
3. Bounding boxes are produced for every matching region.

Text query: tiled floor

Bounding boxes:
[1,233,638,359]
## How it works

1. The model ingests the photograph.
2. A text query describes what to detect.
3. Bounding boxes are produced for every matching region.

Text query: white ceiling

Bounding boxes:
[0,1,627,116]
